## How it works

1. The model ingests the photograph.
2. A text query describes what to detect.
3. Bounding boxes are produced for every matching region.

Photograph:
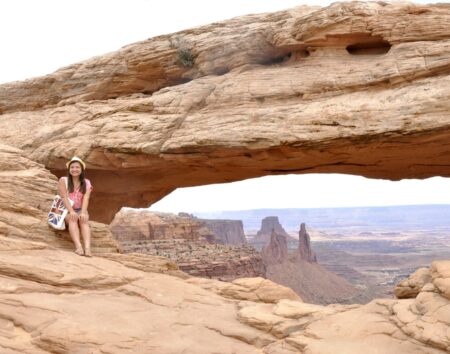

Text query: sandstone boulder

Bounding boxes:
[430,260,450,300]
[188,276,302,303]
[395,267,431,299]
[390,267,450,352]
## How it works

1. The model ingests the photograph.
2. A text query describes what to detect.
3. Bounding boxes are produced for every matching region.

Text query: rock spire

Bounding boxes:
[261,229,288,265]
[298,223,317,263]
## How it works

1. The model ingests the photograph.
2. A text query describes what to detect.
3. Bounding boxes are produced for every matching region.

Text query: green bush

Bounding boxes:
[169,37,195,68]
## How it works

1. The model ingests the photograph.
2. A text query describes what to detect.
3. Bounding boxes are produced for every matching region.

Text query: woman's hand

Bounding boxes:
[69,211,79,222]
[80,211,89,223]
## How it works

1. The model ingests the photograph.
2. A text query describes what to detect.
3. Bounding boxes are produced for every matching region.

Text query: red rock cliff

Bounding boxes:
[110,209,265,281]
[200,219,247,245]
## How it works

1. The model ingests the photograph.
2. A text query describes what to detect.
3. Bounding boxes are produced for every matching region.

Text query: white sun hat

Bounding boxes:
[66,156,86,169]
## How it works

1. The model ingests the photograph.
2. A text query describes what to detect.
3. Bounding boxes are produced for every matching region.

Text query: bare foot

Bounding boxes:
[84,248,92,257]
[75,248,84,256]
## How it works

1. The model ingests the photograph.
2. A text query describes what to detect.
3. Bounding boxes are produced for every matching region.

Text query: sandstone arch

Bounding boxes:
[0,2,449,223]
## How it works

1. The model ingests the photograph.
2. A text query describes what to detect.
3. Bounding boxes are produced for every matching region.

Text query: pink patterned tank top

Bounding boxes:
[61,177,93,209]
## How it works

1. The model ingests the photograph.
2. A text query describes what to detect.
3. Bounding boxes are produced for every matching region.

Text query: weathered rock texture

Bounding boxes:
[199,219,247,245]
[0,235,448,353]
[390,261,450,352]
[0,238,288,354]
[110,209,265,280]
[297,222,317,262]
[1,2,449,223]
[395,267,432,298]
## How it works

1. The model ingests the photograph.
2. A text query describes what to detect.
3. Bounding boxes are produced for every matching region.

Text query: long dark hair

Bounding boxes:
[67,162,87,194]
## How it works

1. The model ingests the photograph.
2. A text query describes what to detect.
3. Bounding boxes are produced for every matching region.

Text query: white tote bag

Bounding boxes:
[48,178,74,230]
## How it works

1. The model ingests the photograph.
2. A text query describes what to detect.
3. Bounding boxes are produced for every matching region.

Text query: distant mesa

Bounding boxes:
[252,216,297,247]
[198,219,247,245]
[256,216,290,239]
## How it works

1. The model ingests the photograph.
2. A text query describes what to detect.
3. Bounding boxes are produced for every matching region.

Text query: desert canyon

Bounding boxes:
[0,1,449,353]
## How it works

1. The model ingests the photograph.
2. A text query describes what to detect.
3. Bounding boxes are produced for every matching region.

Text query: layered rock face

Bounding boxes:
[1,234,448,353]
[0,2,449,223]
[110,209,215,242]
[0,237,297,354]
[110,209,265,281]
[297,222,317,262]
[199,219,247,245]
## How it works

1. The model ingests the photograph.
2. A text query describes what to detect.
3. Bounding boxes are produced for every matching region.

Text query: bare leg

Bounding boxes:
[66,217,83,255]
[80,220,92,257]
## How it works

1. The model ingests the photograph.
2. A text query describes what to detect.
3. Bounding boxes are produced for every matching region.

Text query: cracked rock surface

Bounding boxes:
[1,239,449,353]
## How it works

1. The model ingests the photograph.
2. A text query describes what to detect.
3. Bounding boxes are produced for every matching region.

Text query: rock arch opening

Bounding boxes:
[110,173,450,303]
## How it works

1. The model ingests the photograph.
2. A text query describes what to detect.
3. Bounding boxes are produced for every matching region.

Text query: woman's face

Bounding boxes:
[69,162,83,177]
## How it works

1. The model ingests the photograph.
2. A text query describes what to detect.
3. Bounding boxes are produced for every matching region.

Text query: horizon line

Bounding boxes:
[190,203,450,214]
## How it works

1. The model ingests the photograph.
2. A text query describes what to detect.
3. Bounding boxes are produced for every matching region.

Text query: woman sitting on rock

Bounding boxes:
[59,156,93,257]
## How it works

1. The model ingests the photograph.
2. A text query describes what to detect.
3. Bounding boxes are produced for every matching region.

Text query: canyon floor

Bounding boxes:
[312,226,450,299]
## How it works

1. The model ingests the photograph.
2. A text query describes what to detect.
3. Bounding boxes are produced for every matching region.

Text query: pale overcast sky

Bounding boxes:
[1,0,448,212]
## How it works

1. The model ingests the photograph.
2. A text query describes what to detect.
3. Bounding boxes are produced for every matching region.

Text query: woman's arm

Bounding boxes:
[79,190,91,222]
